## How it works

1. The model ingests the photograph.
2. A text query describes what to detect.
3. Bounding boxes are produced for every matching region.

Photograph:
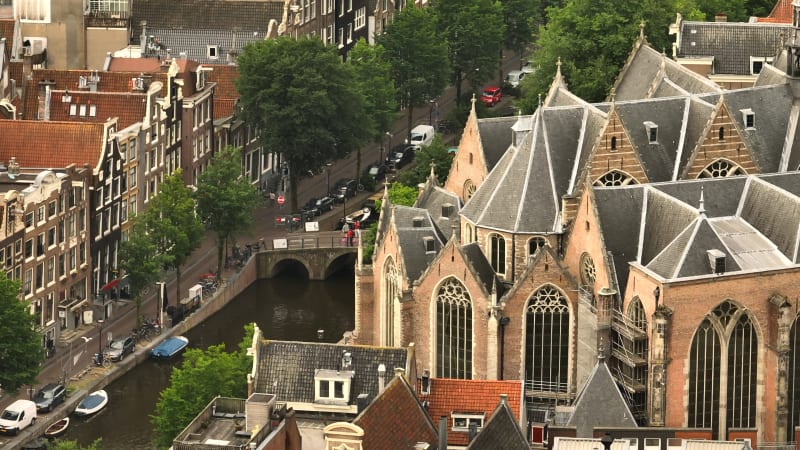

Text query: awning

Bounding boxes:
[101,278,120,292]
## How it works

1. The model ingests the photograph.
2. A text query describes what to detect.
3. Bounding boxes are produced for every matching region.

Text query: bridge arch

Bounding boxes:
[257,246,359,281]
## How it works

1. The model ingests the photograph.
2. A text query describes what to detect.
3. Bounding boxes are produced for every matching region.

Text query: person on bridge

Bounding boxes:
[346,229,355,246]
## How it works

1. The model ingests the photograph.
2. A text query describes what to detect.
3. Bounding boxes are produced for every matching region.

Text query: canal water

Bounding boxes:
[60,271,355,449]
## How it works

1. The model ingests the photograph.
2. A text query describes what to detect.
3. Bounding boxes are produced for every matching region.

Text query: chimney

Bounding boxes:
[714,13,727,22]
[356,393,369,413]
[707,249,726,274]
[394,367,405,378]
[438,416,448,450]
[499,394,508,404]
[377,364,386,393]
[421,369,430,395]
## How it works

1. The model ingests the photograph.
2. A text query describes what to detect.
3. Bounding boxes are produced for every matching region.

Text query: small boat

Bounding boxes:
[151,335,189,359]
[43,417,69,438]
[74,390,108,417]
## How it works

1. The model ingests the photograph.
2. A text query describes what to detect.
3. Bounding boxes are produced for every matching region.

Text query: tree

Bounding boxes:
[500,0,539,60]
[518,0,676,106]
[388,182,419,207]
[433,0,506,104]
[397,136,453,186]
[151,324,254,448]
[48,440,102,450]
[348,39,399,184]
[0,273,41,393]
[377,6,450,141]
[141,169,204,303]
[194,146,262,278]
[119,218,165,324]
[236,37,371,212]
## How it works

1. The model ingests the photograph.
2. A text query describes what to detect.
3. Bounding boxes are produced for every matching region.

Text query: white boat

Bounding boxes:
[151,336,189,359]
[74,390,108,417]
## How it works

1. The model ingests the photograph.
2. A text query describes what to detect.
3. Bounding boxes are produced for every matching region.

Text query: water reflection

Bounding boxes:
[61,273,354,449]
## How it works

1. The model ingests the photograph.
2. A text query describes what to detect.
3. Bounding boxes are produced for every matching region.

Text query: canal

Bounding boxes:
[60,271,355,449]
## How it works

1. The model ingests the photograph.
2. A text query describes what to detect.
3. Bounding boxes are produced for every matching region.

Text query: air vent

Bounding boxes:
[707,249,726,274]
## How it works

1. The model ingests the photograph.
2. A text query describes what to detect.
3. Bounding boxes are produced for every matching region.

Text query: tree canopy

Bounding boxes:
[151,324,253,448]
[49,439,102,450]
[0,273,41,393]
[120,217,165,324]
[194,146,262,277]
[236,37,372,212]
[377,5,450,139]
[500,0,539,59]
[397,136,453,187]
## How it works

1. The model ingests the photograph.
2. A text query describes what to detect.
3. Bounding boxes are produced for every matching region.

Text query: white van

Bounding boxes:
[409,125,435,149]
[505,70,525,88]
[0,399,37,435]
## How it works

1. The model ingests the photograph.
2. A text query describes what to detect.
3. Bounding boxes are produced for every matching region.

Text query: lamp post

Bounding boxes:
[382,132,392,165]
[96,319,104,358]
[157,281,166,332]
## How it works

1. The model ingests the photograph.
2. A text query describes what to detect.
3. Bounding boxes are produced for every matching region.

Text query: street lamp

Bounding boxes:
[96,319,105,358]
[382,132,392,165]
[157,281,166,332]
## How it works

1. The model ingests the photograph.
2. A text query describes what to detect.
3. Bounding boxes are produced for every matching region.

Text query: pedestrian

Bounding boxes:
[269,192,276,205]
[347,229,354,246]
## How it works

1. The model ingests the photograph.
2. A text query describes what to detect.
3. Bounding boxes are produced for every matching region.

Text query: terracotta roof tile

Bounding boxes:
[419,378,523,447]
[107,58,164,73]
[354,375,439,449]
[0,120,107,170]
[756,0,791,23]
[26,91,147,129]
[207,64,240,119]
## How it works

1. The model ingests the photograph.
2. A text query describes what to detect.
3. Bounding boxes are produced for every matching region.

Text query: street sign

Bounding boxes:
[277,195,285,205]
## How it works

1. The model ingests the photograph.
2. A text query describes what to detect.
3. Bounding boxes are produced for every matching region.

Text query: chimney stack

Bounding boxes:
[377,364,386,393]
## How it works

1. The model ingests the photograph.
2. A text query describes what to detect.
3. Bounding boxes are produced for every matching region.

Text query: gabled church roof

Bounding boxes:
[566,359,637,437]
[467,395,529,450]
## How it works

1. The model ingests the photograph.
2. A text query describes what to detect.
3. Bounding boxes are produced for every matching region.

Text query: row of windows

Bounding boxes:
[23,245,86,296]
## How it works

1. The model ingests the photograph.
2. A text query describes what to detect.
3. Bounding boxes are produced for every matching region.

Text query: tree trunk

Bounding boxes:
[406,106,414,142]
[290,172,299,212]
[356,147,362,187]
[216,236,225,282]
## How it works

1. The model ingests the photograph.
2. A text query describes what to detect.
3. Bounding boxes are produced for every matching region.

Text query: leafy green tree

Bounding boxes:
[194,146,262,278]
[388,182,419,207]
[236,37,371,212]
[0,274,41,393]
[151,324,254,448]
[49,439,102,450]
[348,39,399,182]
[141,169,204,303]
[434,0,506,104]
[500,0,539,61]
[519,0,675,106]
[120,217,165,324]
[377,6,450,141]
[397,136,453,186]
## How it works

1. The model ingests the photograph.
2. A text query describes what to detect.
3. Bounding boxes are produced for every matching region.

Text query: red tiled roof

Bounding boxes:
[756,0,791,23]
[34,92,147,129]
[0,120,107,170]
[214,98,236,119]
[27,68,170,93]
[420,378,523,447]
[354,375,438,449]
[207,64,240,120]
[107,57,164,72]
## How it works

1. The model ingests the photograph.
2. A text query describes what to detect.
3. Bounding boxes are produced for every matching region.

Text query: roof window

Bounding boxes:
[644,121,658,144]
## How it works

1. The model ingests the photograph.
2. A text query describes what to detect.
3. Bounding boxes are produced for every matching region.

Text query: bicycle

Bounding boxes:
[357,183,365,192]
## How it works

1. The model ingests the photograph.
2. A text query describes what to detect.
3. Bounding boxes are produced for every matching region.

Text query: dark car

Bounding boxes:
[332,179,357,203]
[33,383,66,413]
[106,336,135,362]
[301,197,320,217]
[312,196,335,215]
[389,146,415,170]
[366,164,388,181]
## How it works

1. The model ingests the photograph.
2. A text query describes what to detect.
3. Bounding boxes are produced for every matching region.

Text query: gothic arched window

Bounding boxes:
[489,233,506,275]
[594,170,638,187]
[436,278,472,379]
[382,257,400,346]
[528,237,546,257]
[525,285,570,394]
[463,179,476,201]
[699,159,746,178]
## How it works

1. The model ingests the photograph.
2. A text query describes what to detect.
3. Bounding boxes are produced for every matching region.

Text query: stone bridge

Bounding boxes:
[255,231,359,280]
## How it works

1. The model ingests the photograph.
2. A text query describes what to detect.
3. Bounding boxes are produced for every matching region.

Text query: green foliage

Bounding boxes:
[151,325,253,448]
[397,136,453,186]
[0,273,42,393]
[388,182,419,207]
[377,5,450,136]
[141,169,204,299]
[48,439,102,450]
[501,0,539,56]
[194,146,262,277]
[236,37,371,212]
[120,217,165,322]
[361,221,379,263]
[434,0,506,103]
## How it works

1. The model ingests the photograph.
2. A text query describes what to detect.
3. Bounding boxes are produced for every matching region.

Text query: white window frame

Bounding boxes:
[451,413,484,432]
[354,6,366,30]
[740,108,755,129]
[16,0,51,23]
[749,56,773,75]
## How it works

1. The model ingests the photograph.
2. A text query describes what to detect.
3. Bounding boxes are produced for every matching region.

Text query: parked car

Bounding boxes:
[312,196,335,215]
[409,124,435,149]
[332,179,357,203]
[481,86,502,107]
[301,197,320,217]
[366,164,388,181]
[389,145,415,170]
[505,70,525,88]
[0,400,36,435]
[521,60,537,74]
[106,336,135,362]
[33,383,66,413]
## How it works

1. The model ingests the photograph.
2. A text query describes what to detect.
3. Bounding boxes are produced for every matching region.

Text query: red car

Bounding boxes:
[481,86,502,107]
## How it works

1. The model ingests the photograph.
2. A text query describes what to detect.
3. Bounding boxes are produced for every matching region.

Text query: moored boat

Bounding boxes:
[74,390,108,417]
[43,417,69,438]
[151,335,189,359]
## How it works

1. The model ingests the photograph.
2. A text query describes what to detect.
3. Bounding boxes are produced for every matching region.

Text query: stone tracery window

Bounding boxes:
[525,285,570,394]
[436,278,472,379]
[463,179,476,201]
[528,237,546,256]
[699,159,745,178]
[594,170,638,186]
[579,252,596,287]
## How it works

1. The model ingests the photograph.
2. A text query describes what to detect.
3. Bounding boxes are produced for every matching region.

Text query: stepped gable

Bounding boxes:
[566,359,637,437]
[353,374,438,449]
[0,120,106,169]
[253,339,410,405]
[131,0,283,38]
[723,84,793,173]
[393,205,444,282]
[675,21,789,76]
[466,395,529,450]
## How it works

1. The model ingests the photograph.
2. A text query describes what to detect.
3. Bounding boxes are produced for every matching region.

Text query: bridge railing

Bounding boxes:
[266,231,359,250]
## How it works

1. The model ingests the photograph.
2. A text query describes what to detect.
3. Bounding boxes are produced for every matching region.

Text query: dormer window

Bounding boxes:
[314,369,353,406]
[196,66,212,91]
[740,108,755,129]
[452,413,484,432]
[644,121,658,144]
[78,76,88,89]
[412,217,424,228]
[207,45,220,60]
[131,77,144,91]
[750,56,772,75]
[423,236,435,253]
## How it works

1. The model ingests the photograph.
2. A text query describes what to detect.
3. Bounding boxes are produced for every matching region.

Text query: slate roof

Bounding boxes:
[466,397,529,450]
[476,116,517,171]
[353,374,438,449]
[131,0,283,38]
[415,180,462,241]
[566,359,637,437]
[0,120,107,170]
[138,28,268,65]
[253,339,411,407]
[393,205,444,282]
[419,378,522,447]
[461,242,505,299]
[593,174,800,295]
[675,21,789,76]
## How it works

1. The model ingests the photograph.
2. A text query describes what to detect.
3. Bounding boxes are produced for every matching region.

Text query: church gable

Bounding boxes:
[584,107,648,188]
[683,101,758,179]
[445,98,492,203]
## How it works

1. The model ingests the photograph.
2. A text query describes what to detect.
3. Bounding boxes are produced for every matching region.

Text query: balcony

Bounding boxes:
[84,10,130,28]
